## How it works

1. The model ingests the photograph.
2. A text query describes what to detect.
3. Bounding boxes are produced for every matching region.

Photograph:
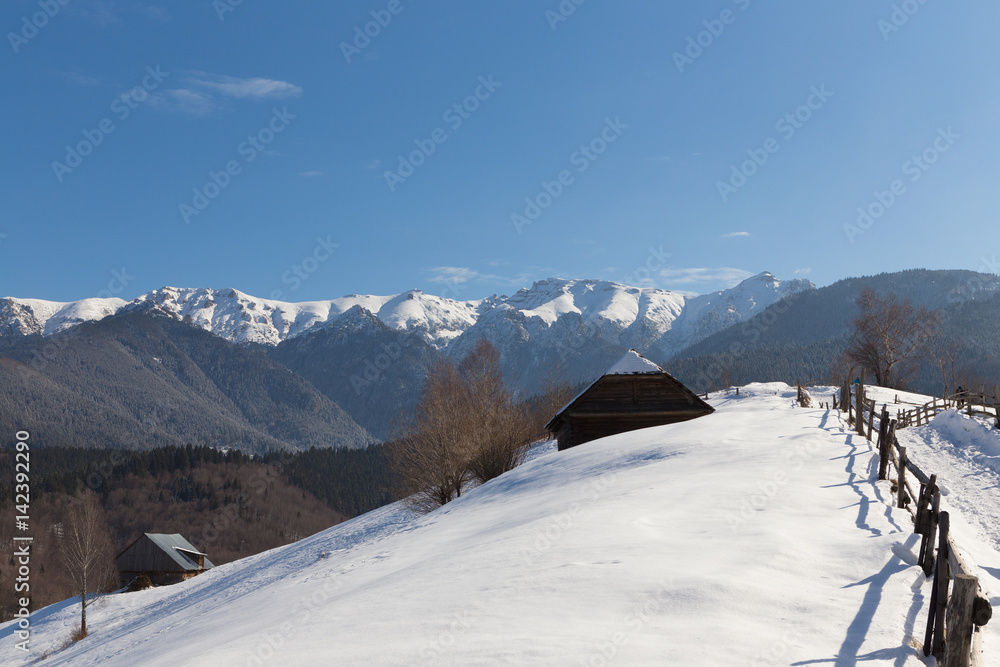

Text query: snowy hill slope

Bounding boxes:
[0,272,812,355]
[5,383,981,666]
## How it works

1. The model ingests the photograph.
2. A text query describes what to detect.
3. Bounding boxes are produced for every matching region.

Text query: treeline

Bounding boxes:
[0,443,395,519]
[264,445,397,518]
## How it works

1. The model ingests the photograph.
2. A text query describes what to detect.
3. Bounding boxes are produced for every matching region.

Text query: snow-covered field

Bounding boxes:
[4,383,999,665]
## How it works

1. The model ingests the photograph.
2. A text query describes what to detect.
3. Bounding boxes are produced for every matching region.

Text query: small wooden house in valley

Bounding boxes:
[116,533,215,587]
[546,349,714,451]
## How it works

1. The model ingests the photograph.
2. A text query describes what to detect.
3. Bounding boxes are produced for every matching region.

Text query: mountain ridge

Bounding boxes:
[0,272,815,360]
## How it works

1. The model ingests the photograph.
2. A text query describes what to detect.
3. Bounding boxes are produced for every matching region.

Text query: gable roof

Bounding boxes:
[117,533,215,571]
[545,349,711,431]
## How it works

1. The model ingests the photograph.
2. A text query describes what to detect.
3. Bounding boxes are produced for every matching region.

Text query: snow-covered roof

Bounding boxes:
[144,533,215,571]
[604,349,664,375]
[548,350,674,425]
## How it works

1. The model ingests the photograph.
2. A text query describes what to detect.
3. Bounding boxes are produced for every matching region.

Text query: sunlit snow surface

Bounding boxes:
[8,383,995,665]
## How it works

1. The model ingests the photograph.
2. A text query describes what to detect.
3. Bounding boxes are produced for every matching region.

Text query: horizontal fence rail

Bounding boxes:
[831,377,993,667]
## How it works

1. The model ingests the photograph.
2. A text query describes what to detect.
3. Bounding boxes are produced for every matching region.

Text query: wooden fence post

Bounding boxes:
[898,447,908,509]
[856,369,866,436]
[933,512,952,660]
[919,486,940,577]
[867,403,876,441]
[944,574,980,667]
[877,415,890,481]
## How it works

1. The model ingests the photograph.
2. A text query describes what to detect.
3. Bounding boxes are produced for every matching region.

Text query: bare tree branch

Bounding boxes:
[845,288,941,389]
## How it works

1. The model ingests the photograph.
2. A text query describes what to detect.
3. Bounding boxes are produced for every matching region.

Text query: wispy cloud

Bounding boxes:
[365,159,381,171]
[427,267,482,285]
[425,266,554,298]
[794,267,812,275]
[150,71,303,116]
[143,5,170,21]
[148,89,222,116]
[299,171,324,178]
[657,267,754,287]
[58,71,101,87]
[722,231,751,238]
[75,1,120,26]
[185,72,303,100]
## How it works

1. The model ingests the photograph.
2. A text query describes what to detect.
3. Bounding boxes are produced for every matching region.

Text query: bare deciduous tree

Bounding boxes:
[462,339,531,485]
[530,368,576,438]
[845,288,941,389]
[392,340,533,512]
[60,493,117,638]
[390,359,472,512]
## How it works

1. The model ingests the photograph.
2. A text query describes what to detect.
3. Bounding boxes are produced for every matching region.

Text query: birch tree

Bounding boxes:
[60,493,116,638]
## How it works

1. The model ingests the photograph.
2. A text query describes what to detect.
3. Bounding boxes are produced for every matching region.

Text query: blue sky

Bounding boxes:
[2,1,999,303]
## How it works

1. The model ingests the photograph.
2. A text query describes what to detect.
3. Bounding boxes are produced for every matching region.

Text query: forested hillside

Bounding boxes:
[668,271,1000,395]
[0,443,397,620]
[0,313,373,452]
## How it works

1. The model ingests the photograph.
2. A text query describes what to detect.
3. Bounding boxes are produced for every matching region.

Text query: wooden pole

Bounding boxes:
[898,446,908,509]
[919,485,940,577]
[877,414,890,481]
[944,574,979,667]
[867,402,875,441]
[933,512,952,660]
[856,369,866,436]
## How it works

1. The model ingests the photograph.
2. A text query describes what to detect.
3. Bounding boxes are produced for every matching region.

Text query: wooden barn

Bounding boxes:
[115,533,215,587]
[545,349,714,451]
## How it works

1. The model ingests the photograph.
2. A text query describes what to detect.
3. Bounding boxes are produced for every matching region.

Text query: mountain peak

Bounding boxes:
[0,272,815,352]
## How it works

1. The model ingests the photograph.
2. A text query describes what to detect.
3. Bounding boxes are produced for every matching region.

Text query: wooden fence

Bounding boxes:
[834,379,993,666]
[894,390,1000,429]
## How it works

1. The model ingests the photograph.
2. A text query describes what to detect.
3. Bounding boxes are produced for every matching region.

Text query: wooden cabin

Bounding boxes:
[116,533,215,587]
[545,349,714,451]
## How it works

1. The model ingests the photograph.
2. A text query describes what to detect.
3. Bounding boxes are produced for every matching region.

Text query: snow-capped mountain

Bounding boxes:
[0,296,125,337]
[0,273,813,356]
[667,271,815,350]
[117,286,480,348]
